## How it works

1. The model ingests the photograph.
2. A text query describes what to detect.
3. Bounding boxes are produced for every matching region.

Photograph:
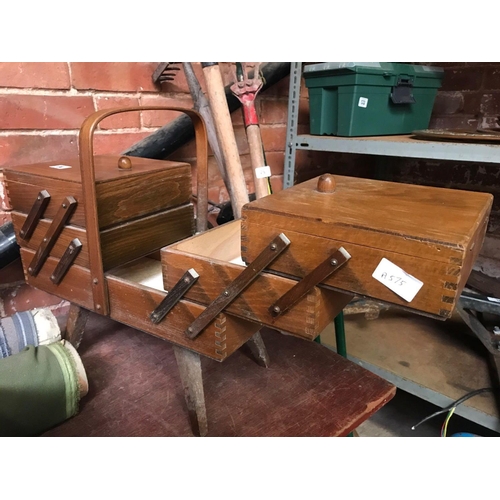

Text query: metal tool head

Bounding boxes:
[230,62,263,100]
[152,62,182,84]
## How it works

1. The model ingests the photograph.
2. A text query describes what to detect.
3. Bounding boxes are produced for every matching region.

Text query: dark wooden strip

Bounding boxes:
[19,190,50,240]
[269,247,351,318]
[150,268,199,324]
[241,222,462,319]
[4,177,85,227]
[11,212,89,268]
[19,248,94,310]
[106,273,260,361]
[162,249,351,340]
[28,197,77,277]
[185,233,290,340]
[50,238,83,285]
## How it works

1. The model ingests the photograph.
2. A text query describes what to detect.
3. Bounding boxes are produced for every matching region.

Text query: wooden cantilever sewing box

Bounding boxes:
[2,105,493,436]
[2,106,265,361]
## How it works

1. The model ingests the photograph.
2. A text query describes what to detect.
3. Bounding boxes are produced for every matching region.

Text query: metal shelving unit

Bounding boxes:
[284,62,500,432]
[284,62,500,189]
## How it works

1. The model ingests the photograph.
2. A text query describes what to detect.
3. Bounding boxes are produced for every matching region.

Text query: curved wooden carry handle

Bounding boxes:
[78,106,208,315]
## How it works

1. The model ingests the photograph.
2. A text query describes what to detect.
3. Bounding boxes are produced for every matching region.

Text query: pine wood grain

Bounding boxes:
[242,175,493,261]
[6,177,86,227]
[242,222,463,318]
[4,160,192,230]
[96,166,191,229]
[12,211,90,268]
[100,204,194,270]
[12,204,195,272]
[162,221,352,339]
[241,175,493,318]
[3,155,190,184]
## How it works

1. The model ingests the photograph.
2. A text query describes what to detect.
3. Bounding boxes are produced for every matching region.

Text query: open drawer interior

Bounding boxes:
[108,257,165,290]
[166,219,245,265]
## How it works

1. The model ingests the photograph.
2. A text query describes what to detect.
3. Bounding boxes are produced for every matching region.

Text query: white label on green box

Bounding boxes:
[358,97,368,108]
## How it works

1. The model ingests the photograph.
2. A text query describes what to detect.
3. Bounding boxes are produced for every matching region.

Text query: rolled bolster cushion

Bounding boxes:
[0,340,87,437]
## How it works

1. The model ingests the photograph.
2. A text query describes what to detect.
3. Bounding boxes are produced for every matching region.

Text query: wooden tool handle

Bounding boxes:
[246,125,270,199]
[78,106,209,315]
[202,63,249,219]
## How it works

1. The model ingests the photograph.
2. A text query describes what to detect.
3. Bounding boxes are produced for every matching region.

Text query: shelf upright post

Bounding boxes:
[284,62,302,189]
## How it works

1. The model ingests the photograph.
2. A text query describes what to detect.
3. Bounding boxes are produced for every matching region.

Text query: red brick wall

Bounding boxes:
[2,61,499,246]
[0,62,293,223]
[2,61,500,293]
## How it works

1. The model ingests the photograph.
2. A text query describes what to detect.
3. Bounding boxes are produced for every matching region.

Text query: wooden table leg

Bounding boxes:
[245,331,270,368]
[64,303,90,349]
[173,345,208,437]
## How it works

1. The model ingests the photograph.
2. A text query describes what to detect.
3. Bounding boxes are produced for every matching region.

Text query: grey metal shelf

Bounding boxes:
[284,62,500,189]
[284,62,500,434]
[294,134,500,163]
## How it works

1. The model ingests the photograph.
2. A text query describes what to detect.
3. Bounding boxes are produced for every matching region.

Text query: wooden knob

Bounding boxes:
[316,174,336,193]
[118,156,132,170]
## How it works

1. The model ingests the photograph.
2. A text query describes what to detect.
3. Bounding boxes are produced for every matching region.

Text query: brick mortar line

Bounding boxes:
[67,62,74,92]
[140,92,193,99]
[0,88,165,98]
[0,127,164,136]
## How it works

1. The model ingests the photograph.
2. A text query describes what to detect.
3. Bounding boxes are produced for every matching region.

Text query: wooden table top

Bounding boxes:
[43,315,396,437]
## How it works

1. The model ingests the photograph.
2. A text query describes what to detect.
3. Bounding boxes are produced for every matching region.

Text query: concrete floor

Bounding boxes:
[356,387,500,437]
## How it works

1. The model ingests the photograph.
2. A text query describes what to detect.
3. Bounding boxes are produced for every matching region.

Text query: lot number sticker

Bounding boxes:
[372,258,423,302]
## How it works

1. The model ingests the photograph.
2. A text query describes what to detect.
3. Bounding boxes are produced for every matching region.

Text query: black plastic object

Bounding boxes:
[0,221,20,270]
[216,193,256,225]
[123,63,291,160]
[391,76,416,104]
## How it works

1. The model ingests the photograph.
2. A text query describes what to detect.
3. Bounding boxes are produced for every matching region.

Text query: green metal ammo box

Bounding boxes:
[303,62,444,137]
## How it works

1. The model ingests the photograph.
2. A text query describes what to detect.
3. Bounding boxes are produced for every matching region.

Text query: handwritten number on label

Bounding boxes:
[380,272,406,286]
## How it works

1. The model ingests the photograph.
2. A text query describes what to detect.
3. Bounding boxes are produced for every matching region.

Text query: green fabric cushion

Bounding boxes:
[0,343,80,437]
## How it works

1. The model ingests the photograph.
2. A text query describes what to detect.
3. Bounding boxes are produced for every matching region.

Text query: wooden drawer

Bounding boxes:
[161,220,353,341]
[105,257,261,361]
[241,175,493,319]
[3,155,192,229]
[11,204,194,273]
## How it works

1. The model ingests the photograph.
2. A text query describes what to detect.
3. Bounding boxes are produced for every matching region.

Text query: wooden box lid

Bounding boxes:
[241,174,493,318]
[2,155,190,184]
[3,155,192,230]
